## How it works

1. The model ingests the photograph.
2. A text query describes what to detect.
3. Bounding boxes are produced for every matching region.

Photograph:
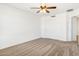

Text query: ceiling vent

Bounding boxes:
[51,15,56,17]
[66,9,74,12]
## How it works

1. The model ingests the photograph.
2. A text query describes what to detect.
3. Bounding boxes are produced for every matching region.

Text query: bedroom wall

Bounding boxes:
[41,8,79,41]
[0,4,41,49]
[41,13,67,41]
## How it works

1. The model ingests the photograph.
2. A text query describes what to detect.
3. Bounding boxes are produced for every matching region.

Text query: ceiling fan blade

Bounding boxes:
[31,7,40,9]
[47,7,56,9]
[36,10,40,13]
[46,10,50,13]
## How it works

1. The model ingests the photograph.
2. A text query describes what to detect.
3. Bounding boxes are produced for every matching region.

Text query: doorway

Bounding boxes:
[71,16,79,43]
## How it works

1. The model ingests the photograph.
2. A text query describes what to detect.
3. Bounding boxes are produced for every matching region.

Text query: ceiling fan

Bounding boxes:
[31,3,56,13]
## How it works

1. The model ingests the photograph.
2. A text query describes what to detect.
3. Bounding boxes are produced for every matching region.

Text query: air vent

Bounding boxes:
[66,9,74,12]
[51,15,56,17]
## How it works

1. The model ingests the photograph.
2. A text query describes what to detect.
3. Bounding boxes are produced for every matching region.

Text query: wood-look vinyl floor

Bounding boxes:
[0,38,79,56]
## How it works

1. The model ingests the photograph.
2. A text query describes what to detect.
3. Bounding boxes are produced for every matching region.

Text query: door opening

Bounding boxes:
[71,16,79,44]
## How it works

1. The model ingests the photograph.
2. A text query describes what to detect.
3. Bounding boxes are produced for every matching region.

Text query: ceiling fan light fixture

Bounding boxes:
[31,3,56,13]
[40,9,46,13]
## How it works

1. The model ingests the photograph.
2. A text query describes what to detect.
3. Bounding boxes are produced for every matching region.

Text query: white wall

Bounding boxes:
[0,4,41,49]
[41,13,67,41]
[41,8,79,41]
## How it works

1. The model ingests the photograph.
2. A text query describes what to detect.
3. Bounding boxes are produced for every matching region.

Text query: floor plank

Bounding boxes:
[0,38,79,56]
